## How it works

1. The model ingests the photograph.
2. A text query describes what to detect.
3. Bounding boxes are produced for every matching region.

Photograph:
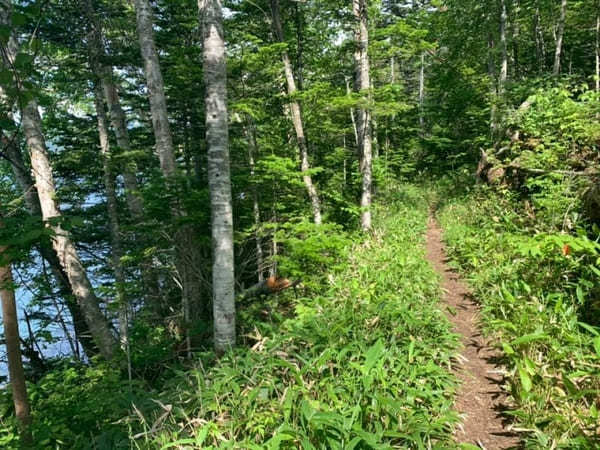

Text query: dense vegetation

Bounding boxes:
[0,0,599,448]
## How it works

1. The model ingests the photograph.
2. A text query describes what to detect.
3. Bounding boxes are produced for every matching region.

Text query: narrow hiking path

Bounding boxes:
[425,217,521,450]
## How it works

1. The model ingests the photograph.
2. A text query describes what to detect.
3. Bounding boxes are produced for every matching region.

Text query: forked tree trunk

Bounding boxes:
[0,242,33,445]
[553,0,567,75]
[352,0,373,231]
[270,0,322,225]
[199,0,236,353]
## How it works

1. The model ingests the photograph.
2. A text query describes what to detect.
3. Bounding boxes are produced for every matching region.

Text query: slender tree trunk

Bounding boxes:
[345,77,360,152]
[488,30,499,140]
[82,0,144,218]
[511,0,520,75]
[0,245,32,445]
[199,0,236,353]
[133,0,177,176]
[418,52,425,134]
[270,0,322,225]
[0,3,118,361]
[352,0,373,231]
[553,0,567,75]
[94,85,131,377]
[595,11,600,92]
[20,101,119,360]
[1,132,98,358]
[133,0,205,350]
[244,120,264,282]
[499,0,508,97]
[534,5,543,72]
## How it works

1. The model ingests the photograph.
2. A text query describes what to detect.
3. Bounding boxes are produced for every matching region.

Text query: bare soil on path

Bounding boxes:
[426,217,521,449]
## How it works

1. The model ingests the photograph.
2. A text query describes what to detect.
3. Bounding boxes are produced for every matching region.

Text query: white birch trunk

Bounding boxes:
[0,1,118,360]
[270,0,322,225]
[199,0,236,353]
[553,0,567,75]
[1,131,97,357]
[22,101,119,360]
[499,0,508,96]
[419,52,425,133]
[353,0,373,231]
[594,13,600,92]
[133,0,177,176]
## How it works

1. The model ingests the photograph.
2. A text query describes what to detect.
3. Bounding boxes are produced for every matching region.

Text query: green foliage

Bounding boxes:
[438,184,600,448]
[129,186,458,449]
[0,363,150,449]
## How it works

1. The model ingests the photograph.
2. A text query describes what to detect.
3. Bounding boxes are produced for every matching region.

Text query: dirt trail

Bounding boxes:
[426,218,521,450]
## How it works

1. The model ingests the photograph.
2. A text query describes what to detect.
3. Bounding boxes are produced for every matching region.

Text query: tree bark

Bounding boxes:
[133,0,206,350]
[199,0,236,353]
[20,101,119,360]
[499,0,508,97]
[133,0,177,177]
[244,120,264,282]
[0,242,33,445]
[0,1,118,361]
[93,85,131,376]
[594,11,600,92]
[1,132,98,358]
[270,0,322,225]
[553,0,567,75]
[352,0,373,231]
[82,0,144,219]
[418,52,425,134]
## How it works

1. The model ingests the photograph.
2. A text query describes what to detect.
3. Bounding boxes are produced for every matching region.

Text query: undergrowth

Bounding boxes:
[128,185,459,449]
[437,178,600,449]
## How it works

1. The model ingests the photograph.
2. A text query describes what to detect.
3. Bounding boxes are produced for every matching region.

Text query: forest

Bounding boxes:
[0,0,599,448]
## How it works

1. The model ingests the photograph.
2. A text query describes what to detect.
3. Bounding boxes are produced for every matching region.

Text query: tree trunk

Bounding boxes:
[1,132,98,358]
[553,0,567,75]
[133,0,206,350]
[0,2,118,361]
[499,0,508,97]
[94,85,131,376]
[21,101,119,361]
[133,0,177,177]
[352,0,373,231]
[270,0,322,225]
[418,52,425,134]
[82,0,144,219]
[0,242,33,445]
[534,5,543,72]
[594,11,600,93]
[244,120,264,282]
[199,0,236,353]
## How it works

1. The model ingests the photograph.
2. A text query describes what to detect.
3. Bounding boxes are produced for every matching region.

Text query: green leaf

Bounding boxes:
[519,366,532,392]
[512,333,547,347]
